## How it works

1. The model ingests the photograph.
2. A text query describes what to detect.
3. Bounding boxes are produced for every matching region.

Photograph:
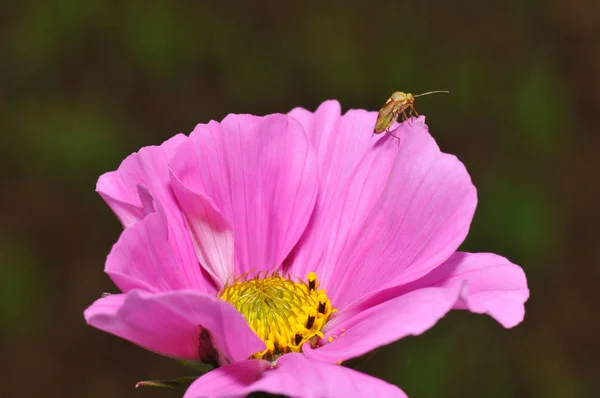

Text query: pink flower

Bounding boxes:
[84,100,529,398]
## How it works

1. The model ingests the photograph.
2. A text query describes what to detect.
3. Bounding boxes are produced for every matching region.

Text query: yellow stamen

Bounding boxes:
[219,271,334,361]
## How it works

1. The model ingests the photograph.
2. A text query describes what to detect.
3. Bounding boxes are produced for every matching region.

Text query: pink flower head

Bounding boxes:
[84,100,529,398]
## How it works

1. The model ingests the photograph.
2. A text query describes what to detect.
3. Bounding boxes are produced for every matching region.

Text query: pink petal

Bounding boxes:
[97,134,214,292]
[404,252,529,328]
[97,134,187,227]
[84,289,265,363]
[303,285,461,364]
[105,197,209,293]
[329,117,477,308]
[287,102,403,283]
[170,113,318,277]
[184,353,406,398]
[288,100,343,175]
[171,173,234,287]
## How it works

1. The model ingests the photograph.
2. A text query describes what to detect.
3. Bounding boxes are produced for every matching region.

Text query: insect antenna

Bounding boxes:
[413,90,450,97]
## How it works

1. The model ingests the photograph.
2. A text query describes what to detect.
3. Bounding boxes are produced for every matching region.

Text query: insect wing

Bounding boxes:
[374,100,398,134]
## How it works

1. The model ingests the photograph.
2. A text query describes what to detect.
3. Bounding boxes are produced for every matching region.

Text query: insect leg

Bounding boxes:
[390,132,402,146]
[384,128,402,145]
[402,109,413,126]
[405,106,419,128]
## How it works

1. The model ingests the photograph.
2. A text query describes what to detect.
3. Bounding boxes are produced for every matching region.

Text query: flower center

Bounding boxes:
[219,271,334,361]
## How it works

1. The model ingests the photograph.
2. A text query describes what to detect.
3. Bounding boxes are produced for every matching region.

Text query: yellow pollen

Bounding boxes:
[219,271,334,361]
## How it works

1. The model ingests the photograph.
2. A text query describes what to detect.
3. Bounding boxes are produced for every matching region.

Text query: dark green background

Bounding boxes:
[2,1,599,397]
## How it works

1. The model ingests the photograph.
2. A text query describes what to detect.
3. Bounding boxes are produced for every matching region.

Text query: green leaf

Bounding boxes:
[177,360,215,374]
[135,361,214,392]
[135,376,199,392]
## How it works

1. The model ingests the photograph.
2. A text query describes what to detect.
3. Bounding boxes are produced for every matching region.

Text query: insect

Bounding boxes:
[373,90,449,137]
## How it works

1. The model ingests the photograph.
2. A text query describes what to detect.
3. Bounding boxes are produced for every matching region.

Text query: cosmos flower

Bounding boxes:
[84,100,529,397]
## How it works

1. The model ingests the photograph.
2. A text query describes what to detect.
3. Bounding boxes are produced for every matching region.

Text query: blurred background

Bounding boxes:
[1,1,599,397]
